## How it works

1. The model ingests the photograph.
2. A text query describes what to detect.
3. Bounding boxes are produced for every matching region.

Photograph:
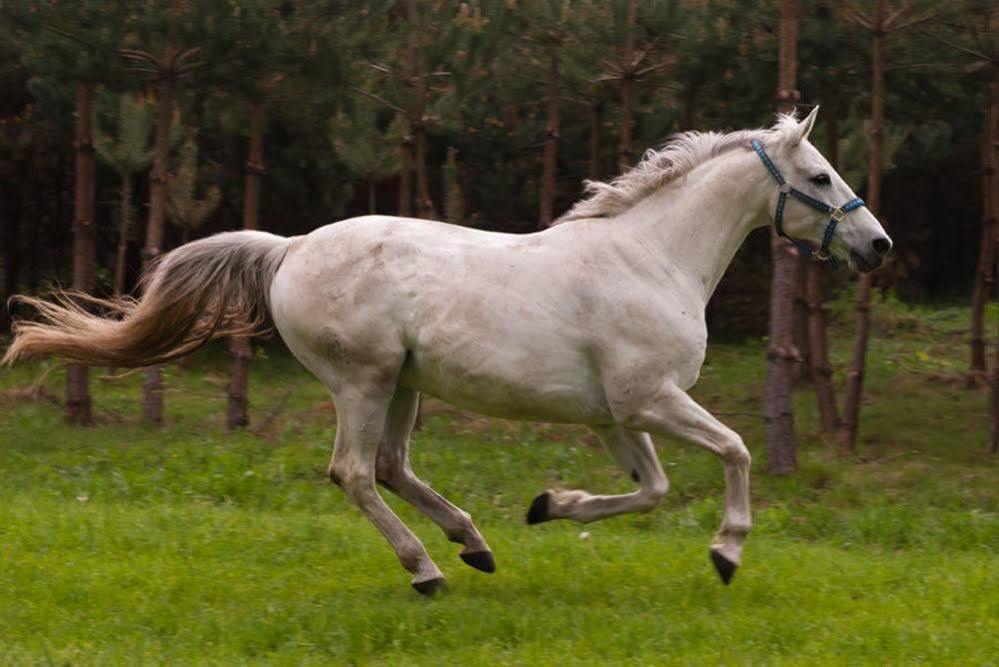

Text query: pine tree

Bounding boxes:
[839,0,938,452]
[165,130,220,243]
[6,1,128,424]
[93,92,156,296]
[329,104,398,214]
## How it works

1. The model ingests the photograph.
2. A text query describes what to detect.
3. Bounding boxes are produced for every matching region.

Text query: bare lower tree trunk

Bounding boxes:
[398,113,413,217]
[794,254,811,377]
[414,121,436,219]
[972,78,997,376]
[113,175,133,296]
[67,81,97,425]
[986,74,999,454]
[142,69,176,426]
[0,204,6,332]
[684,82,697,130]
[764,0,800,474]
[617,0,638,173]
[992,261,999,453]
[589,98,603,181]
[807,264,839,431]
[539,49,560,229]
[228,103,266,431]
[807,106,842,434]
[368,178,376,214]
[841,0,886,451]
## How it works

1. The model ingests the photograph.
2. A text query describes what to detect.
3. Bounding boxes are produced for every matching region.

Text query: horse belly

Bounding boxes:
[400,345,611,424]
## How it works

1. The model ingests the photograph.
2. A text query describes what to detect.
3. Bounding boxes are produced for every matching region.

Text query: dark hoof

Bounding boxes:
[460,550,496,573]
[527,492,552,525]
[710,549,738,585]
[412,577,448,597]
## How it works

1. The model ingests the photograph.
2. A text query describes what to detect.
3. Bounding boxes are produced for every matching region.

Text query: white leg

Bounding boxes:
[615,380,751,584]
[375,387,495,573]
[328,386,446,595]
[527,425,668,523]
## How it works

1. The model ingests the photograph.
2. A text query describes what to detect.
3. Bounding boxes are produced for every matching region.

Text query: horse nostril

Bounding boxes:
[871,237,892,256]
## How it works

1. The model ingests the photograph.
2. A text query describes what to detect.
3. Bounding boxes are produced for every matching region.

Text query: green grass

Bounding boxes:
[1,296,997,665]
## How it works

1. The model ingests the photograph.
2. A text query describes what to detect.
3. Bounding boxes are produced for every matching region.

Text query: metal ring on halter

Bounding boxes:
[814,248,831,261]
[830,208,846,222]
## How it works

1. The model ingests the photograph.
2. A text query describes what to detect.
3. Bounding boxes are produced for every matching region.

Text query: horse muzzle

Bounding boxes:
[849,235,892,273]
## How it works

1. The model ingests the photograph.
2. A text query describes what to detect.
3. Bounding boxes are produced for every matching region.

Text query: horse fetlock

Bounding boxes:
[327,464,343,486]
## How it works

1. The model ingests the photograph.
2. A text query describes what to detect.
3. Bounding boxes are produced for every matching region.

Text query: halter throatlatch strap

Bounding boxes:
[751,139,865,269]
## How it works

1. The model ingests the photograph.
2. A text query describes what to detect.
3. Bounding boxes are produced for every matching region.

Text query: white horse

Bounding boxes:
[4,108,890,595]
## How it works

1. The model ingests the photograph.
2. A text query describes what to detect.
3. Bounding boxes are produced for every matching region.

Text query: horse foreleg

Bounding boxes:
[526,426,668,524]
[616,381,751,585]
[329,386,447,595]
[375,387,495,573]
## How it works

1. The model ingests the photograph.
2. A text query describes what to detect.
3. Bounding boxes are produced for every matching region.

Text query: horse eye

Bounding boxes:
[810,173,831,185]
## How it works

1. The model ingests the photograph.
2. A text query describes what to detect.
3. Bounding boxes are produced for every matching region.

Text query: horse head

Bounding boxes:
[756,107,892,272]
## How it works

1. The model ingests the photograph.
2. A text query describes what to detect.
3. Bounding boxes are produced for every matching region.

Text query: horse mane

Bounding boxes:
[553,113,801,224]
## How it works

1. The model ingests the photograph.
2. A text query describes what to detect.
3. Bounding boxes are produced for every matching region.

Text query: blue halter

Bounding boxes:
[751,139,865,269]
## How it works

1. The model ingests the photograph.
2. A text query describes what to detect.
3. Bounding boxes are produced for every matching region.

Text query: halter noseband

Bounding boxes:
[751,139,865,268]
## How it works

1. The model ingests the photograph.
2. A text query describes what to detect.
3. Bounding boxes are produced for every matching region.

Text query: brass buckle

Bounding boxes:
[830,208,846,222]
[814,248,831,261]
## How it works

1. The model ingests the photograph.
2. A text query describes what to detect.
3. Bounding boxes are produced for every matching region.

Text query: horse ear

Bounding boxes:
[793,106,820,145]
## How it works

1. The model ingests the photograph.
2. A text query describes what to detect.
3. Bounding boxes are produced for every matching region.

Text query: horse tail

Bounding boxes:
[2,231,293,368]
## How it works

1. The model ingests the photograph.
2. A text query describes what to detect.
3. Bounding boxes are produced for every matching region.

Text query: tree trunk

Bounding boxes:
[589,98,602,181]
[617,0,638,173]
[141,69,176,426]
[2,190,19,329]
[764,0,800,475]
[0,175,11,331]
[228,103,266,431]
[794,253,811,377]
[972,77,997,376]
[684,82,697,130]
[398,113,413,217]
[414,121,436,219]
[841,0,886,452]
[986,72,999,453]
[368,178,376,214]
[113,175,133,296]
[539,49,560,229]
[67,81,97,425]
[807,105,842,433]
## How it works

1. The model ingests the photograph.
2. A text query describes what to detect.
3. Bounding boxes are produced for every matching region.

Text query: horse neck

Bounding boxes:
[613,149,771,304]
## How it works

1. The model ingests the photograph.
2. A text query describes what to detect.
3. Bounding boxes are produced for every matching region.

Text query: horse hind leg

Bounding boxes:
[527,425,668,524]
[375,387,495,573]
[328,384,447,595]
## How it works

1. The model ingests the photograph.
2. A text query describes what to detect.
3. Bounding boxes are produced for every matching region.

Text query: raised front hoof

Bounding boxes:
[460,550,496,573]
[526,492,552,525]
[412,576,449,597]
[710,548,738,585]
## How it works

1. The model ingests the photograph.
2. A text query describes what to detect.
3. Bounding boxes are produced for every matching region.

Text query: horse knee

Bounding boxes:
[721,436,750,468]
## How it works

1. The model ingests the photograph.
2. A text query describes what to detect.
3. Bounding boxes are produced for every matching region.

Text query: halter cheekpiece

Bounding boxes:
[751,138,865,268]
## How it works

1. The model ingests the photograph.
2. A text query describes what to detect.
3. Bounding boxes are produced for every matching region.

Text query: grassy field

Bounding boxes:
[1,297,997,665]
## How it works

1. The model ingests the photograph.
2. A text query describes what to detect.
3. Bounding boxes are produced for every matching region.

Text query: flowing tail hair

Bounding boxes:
[2,231,292,368]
